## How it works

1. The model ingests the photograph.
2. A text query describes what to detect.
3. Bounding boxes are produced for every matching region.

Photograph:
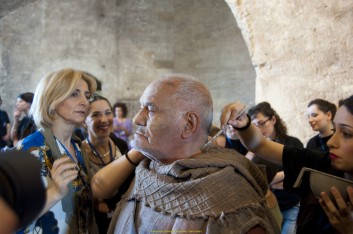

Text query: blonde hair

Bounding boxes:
[30,68,97,128]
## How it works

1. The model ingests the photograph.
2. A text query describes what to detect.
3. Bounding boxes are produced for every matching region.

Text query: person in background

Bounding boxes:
[306,98,337,152]
[112,102,133,148]
[93,74,279,234]
[81,94,132,234]
[10,92,36,146]
[247,102,303,234]
[15,68,98,233]
[220,97,353,234]
[0,96,11,149]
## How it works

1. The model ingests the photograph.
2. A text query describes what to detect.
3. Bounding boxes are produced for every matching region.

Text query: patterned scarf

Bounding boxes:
[109,146,281,234]
[131,146,268,219]
[42,128,95,233]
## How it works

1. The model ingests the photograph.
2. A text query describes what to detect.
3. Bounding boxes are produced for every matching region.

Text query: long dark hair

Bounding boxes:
[307,99,337,119]
[248,102,287,141]
[341,95,353,115]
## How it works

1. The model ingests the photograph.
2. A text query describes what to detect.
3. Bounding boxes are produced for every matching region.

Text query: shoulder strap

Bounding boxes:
[42,127,94,180]
[42,127,62,160]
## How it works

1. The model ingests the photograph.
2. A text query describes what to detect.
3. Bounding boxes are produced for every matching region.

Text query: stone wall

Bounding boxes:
[2,0,348,144]
[226,0,353,144]
[0,0,255,135]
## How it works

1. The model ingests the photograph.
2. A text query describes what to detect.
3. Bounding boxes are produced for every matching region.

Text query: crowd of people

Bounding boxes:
[0,68,352,234]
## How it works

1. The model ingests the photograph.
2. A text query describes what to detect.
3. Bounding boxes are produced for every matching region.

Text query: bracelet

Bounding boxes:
[125,151,139,167]
[232,114,251,131]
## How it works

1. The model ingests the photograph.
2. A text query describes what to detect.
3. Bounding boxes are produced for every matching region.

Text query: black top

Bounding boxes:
[17,116,36,141]
[0,110,10,148]
[253,136,303,211]
[307,134,332,152]
[283,146,338,234]
[109,132,129,155]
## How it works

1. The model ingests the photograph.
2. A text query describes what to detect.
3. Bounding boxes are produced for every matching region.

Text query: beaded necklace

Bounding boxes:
[86,138,114,166]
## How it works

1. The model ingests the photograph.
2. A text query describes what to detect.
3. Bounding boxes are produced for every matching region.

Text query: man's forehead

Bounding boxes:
[140,81,176,104]
[140,85,158,104]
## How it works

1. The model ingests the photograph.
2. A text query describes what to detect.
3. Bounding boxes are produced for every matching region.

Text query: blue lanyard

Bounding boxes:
[319,137,329,152]
[57,138,86,171]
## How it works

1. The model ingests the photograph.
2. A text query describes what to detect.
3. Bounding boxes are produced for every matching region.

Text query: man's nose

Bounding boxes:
[133,109,147,126]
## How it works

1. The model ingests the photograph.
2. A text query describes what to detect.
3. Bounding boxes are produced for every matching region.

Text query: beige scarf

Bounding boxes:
[109,147,279,233]
[131,146,268,219]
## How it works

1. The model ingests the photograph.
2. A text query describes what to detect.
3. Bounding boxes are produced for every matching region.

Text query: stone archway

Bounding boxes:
[225,0,353,142]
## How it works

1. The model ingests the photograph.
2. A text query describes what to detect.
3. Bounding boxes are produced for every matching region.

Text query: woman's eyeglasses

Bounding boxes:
[254,118,270,128]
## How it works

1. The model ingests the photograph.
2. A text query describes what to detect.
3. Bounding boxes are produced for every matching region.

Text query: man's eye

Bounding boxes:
[148,106,155,112]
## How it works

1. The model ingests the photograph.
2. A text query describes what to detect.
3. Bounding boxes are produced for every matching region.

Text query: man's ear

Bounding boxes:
[181,112,199,139]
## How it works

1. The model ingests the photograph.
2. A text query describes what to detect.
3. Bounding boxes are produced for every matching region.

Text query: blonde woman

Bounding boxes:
[16,68,98,233]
